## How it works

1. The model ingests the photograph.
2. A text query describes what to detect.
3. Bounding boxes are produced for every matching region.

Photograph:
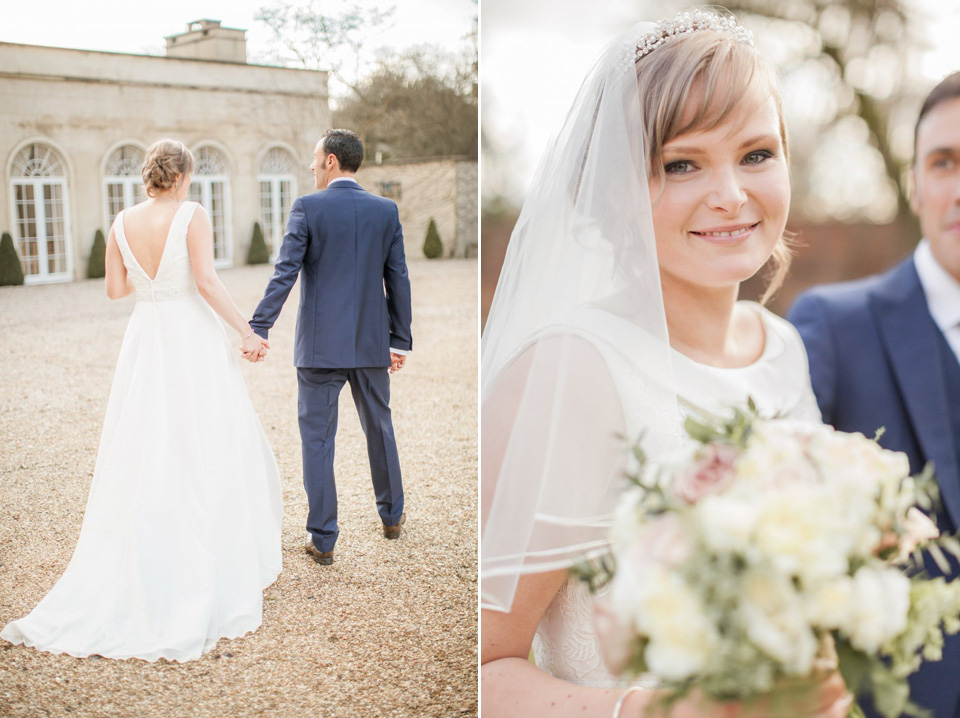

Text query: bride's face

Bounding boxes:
[648,92,790,294]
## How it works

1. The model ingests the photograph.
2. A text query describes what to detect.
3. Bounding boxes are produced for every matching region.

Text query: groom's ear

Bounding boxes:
[908,167,920,214]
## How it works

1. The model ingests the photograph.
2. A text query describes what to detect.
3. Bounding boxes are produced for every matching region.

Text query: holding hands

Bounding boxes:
[240,330,269,363]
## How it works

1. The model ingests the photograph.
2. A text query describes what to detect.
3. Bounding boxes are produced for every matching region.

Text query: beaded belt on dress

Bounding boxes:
[136,285,200,302]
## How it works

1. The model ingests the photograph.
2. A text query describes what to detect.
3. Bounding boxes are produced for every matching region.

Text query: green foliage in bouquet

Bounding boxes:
[573,401,960,718]
[0,232,24,286]
[423,218,443,259]
[247,222,271,265]
[87,229,106,279]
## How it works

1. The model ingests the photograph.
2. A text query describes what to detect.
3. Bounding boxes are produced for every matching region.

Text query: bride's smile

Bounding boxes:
[688,221,761,243]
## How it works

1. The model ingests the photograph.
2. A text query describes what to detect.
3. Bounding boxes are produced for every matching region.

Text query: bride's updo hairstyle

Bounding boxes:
[635,15,792,303]
[142,140,195,198]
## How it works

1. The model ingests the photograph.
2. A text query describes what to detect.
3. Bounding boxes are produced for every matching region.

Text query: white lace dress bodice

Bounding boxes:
[532,303,822,686]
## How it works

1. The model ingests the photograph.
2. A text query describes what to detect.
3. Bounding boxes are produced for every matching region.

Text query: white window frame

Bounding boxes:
[257,174,297,262]
[102,144,146,231]
[189,178,232,268]
[9,142,73,284]
[189,146,233,269]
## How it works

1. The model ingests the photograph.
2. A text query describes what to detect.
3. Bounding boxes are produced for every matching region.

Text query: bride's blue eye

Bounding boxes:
[743,150,774,165]
[664,160,695,174]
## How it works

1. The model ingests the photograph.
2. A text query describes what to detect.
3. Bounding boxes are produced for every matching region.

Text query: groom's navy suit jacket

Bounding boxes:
[250,181,412,367]
[789,257,960,718]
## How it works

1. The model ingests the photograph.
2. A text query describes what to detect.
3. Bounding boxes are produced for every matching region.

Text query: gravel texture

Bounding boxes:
[0,259,478,717]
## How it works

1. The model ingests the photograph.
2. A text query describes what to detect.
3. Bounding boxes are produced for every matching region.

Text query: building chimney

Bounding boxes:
[165,19,247,64]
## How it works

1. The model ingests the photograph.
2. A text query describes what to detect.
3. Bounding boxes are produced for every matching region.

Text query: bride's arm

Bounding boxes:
[482,572,645,717]
[186,206,259,343]
[104,225,133,299]
[482,581,850,718]
[481,335,648,716]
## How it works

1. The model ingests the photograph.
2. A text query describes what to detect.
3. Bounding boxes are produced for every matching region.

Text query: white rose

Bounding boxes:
[737,423,819,490]
[805,577,854,630]
[845,566,911,653]
[752,487,851,582]
[628,567,716,681]
[612,513,694,587]
[810,430,910,500]
[695,495,758,554]
[739,570,818,676]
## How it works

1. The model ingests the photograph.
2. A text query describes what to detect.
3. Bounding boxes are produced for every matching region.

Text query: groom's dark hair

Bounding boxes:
[321,129,364,173]
[914,72,960,162]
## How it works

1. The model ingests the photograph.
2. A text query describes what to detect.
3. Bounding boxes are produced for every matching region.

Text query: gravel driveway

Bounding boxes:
[0,259,478,717]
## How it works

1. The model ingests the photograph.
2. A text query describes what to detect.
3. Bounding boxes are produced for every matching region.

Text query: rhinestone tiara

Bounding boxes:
[635,10,754,63]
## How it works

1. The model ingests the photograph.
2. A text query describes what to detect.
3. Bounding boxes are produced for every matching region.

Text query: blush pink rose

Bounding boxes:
[673,444,739,504]
[593,600,634,675]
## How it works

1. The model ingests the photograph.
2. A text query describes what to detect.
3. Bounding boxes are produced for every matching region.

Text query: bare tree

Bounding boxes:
[333,46,478,160]
[723,0,924,227]
[255,1,477,159]
[255,0,396,97]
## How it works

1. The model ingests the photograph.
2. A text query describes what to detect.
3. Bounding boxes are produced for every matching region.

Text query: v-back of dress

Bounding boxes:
[531,304,822,686]
[116,201,200,301]
[0,201,283,662]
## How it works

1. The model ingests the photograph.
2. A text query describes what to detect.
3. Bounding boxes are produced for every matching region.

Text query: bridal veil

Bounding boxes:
[482,20,683,612]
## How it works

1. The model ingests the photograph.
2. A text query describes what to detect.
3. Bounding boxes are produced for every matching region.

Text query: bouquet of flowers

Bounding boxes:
[575,405,960,718]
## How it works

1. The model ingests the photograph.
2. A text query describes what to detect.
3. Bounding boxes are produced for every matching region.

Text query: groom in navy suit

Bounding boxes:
[249,129,412,565]
[789,73,960,717]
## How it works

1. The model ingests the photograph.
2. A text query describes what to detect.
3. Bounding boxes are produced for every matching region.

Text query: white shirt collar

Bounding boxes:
[328,177,358,186]
[914,239,960,331]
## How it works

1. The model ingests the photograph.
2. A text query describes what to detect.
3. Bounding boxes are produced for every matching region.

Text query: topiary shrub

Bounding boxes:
[87,229,106,279]
[247,221,271,265]
[0,232,24,286]
[423,218,443,259]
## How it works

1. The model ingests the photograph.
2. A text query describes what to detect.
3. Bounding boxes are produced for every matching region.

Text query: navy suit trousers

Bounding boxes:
[297,367,404,552]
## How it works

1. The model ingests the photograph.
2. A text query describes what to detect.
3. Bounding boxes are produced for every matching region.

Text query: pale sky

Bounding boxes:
[1,0,476,71]
[481,0,960,209]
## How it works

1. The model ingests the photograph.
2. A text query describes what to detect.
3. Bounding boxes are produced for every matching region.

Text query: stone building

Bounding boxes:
[0,20,328,284]
[356,158,478,259]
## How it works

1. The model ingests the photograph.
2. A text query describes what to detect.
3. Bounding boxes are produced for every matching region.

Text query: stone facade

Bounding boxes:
[0,22,329,284]
[356,158,478,259]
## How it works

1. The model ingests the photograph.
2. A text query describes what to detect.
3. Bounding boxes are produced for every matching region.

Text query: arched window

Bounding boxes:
[103,144,146,230]
[10,143,72,282]
[188,145,232,267]
[258,147,298,261]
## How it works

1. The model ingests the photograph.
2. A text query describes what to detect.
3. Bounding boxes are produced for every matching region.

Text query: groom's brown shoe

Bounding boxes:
[305,541,334,565]
[383,513,406,539]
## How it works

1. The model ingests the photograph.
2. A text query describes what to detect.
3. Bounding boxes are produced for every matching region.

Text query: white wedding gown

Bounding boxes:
[532,303,822,686]
[1,201,282,662]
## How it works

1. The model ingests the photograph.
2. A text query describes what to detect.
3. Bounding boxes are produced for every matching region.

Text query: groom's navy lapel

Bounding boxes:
[871,258,960,527]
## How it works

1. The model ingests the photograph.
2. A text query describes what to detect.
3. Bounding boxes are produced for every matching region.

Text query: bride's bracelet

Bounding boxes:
[242,330,255,342]
[612,687,642,718]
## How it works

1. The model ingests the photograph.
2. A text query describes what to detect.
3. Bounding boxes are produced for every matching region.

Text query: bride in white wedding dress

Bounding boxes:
[1,139,282,662]
[481,10,851,718]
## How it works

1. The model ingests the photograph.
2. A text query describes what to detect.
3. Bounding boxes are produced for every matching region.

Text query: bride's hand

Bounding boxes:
[662,672,850,718]
[240,333,270,362]
[718,672,851,718]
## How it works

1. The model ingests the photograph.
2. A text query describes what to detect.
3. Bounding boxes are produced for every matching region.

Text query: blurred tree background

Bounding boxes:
[256,0,477,161]
[481,0,953,322]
